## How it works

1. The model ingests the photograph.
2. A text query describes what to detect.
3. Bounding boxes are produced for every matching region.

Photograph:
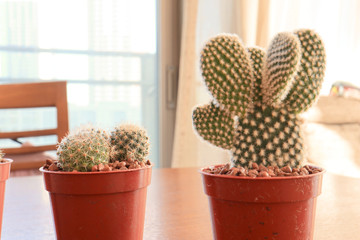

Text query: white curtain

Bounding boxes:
[171,0,200,168]
[172,0,360,168]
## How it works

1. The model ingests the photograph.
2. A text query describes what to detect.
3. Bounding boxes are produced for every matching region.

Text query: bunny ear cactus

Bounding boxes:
[193,29,326,169]
[57,126,111,172]
[110,124,150,162]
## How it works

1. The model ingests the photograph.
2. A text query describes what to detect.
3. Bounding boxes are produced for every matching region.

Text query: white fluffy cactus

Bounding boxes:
[57,127,111,172]
[193,29,326,169]
[0,149,4,161]
[110,124,150,162]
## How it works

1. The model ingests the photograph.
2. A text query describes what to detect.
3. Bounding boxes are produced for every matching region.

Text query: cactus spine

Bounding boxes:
[110,124,150,162]
[193,29,326,168]
[57,127,111,172]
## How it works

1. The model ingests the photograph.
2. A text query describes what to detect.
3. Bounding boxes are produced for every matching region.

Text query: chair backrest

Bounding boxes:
[0,81,69,155]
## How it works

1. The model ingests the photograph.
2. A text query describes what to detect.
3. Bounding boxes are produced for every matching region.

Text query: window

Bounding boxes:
[0,0,160,166]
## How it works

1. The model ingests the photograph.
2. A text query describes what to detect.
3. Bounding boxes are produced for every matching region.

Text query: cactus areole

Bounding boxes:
[193,29,326,169]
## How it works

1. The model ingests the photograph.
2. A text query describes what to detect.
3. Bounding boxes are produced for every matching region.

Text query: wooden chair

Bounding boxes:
[0,81,69,171]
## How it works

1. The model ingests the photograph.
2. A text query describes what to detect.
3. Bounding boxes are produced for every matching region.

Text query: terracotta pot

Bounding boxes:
[41,166,152,240]
[0,158,12,239]
[200,165,324,240]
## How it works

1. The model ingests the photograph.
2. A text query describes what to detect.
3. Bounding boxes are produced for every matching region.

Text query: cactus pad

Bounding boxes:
[193,102,234,150]
[262,32,301,105]
[200,34,254,117]
[285,29,326,113]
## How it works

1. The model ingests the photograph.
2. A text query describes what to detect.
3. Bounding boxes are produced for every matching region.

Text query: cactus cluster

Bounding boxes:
[56,124,150,172]
[192,29,326,169]
[0,149,4,161]
[110,124,150,162]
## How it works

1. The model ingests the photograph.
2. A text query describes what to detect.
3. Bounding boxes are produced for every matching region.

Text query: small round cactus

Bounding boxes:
[193,29,326,169]
[0,149,4,161]
[57,126,111,172]
[110,124,150,162]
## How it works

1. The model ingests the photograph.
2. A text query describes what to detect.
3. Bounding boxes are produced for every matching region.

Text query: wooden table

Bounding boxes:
[2,168,360,239]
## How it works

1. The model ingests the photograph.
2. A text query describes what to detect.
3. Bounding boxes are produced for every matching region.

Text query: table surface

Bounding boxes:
[2,168,360,240]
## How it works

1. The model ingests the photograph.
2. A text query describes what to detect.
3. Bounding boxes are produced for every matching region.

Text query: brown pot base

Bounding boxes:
[200,164,324,240]
[0,159,12,239]
[41,165,152,240]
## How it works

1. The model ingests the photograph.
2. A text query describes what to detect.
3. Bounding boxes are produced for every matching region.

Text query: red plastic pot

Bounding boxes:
[41,166,152,240]
[200,165,324,240]
[0,158,12,239]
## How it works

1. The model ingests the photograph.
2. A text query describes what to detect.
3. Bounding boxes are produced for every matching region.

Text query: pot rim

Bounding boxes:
[199,164,325,181]
[39,164,152,175]
[0,158,13,164]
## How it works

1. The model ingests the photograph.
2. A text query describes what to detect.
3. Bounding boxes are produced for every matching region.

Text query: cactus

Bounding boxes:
[57,126,111,172]
[193,29,326,169]
[0,149,4,161]
[110,124,150,162]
